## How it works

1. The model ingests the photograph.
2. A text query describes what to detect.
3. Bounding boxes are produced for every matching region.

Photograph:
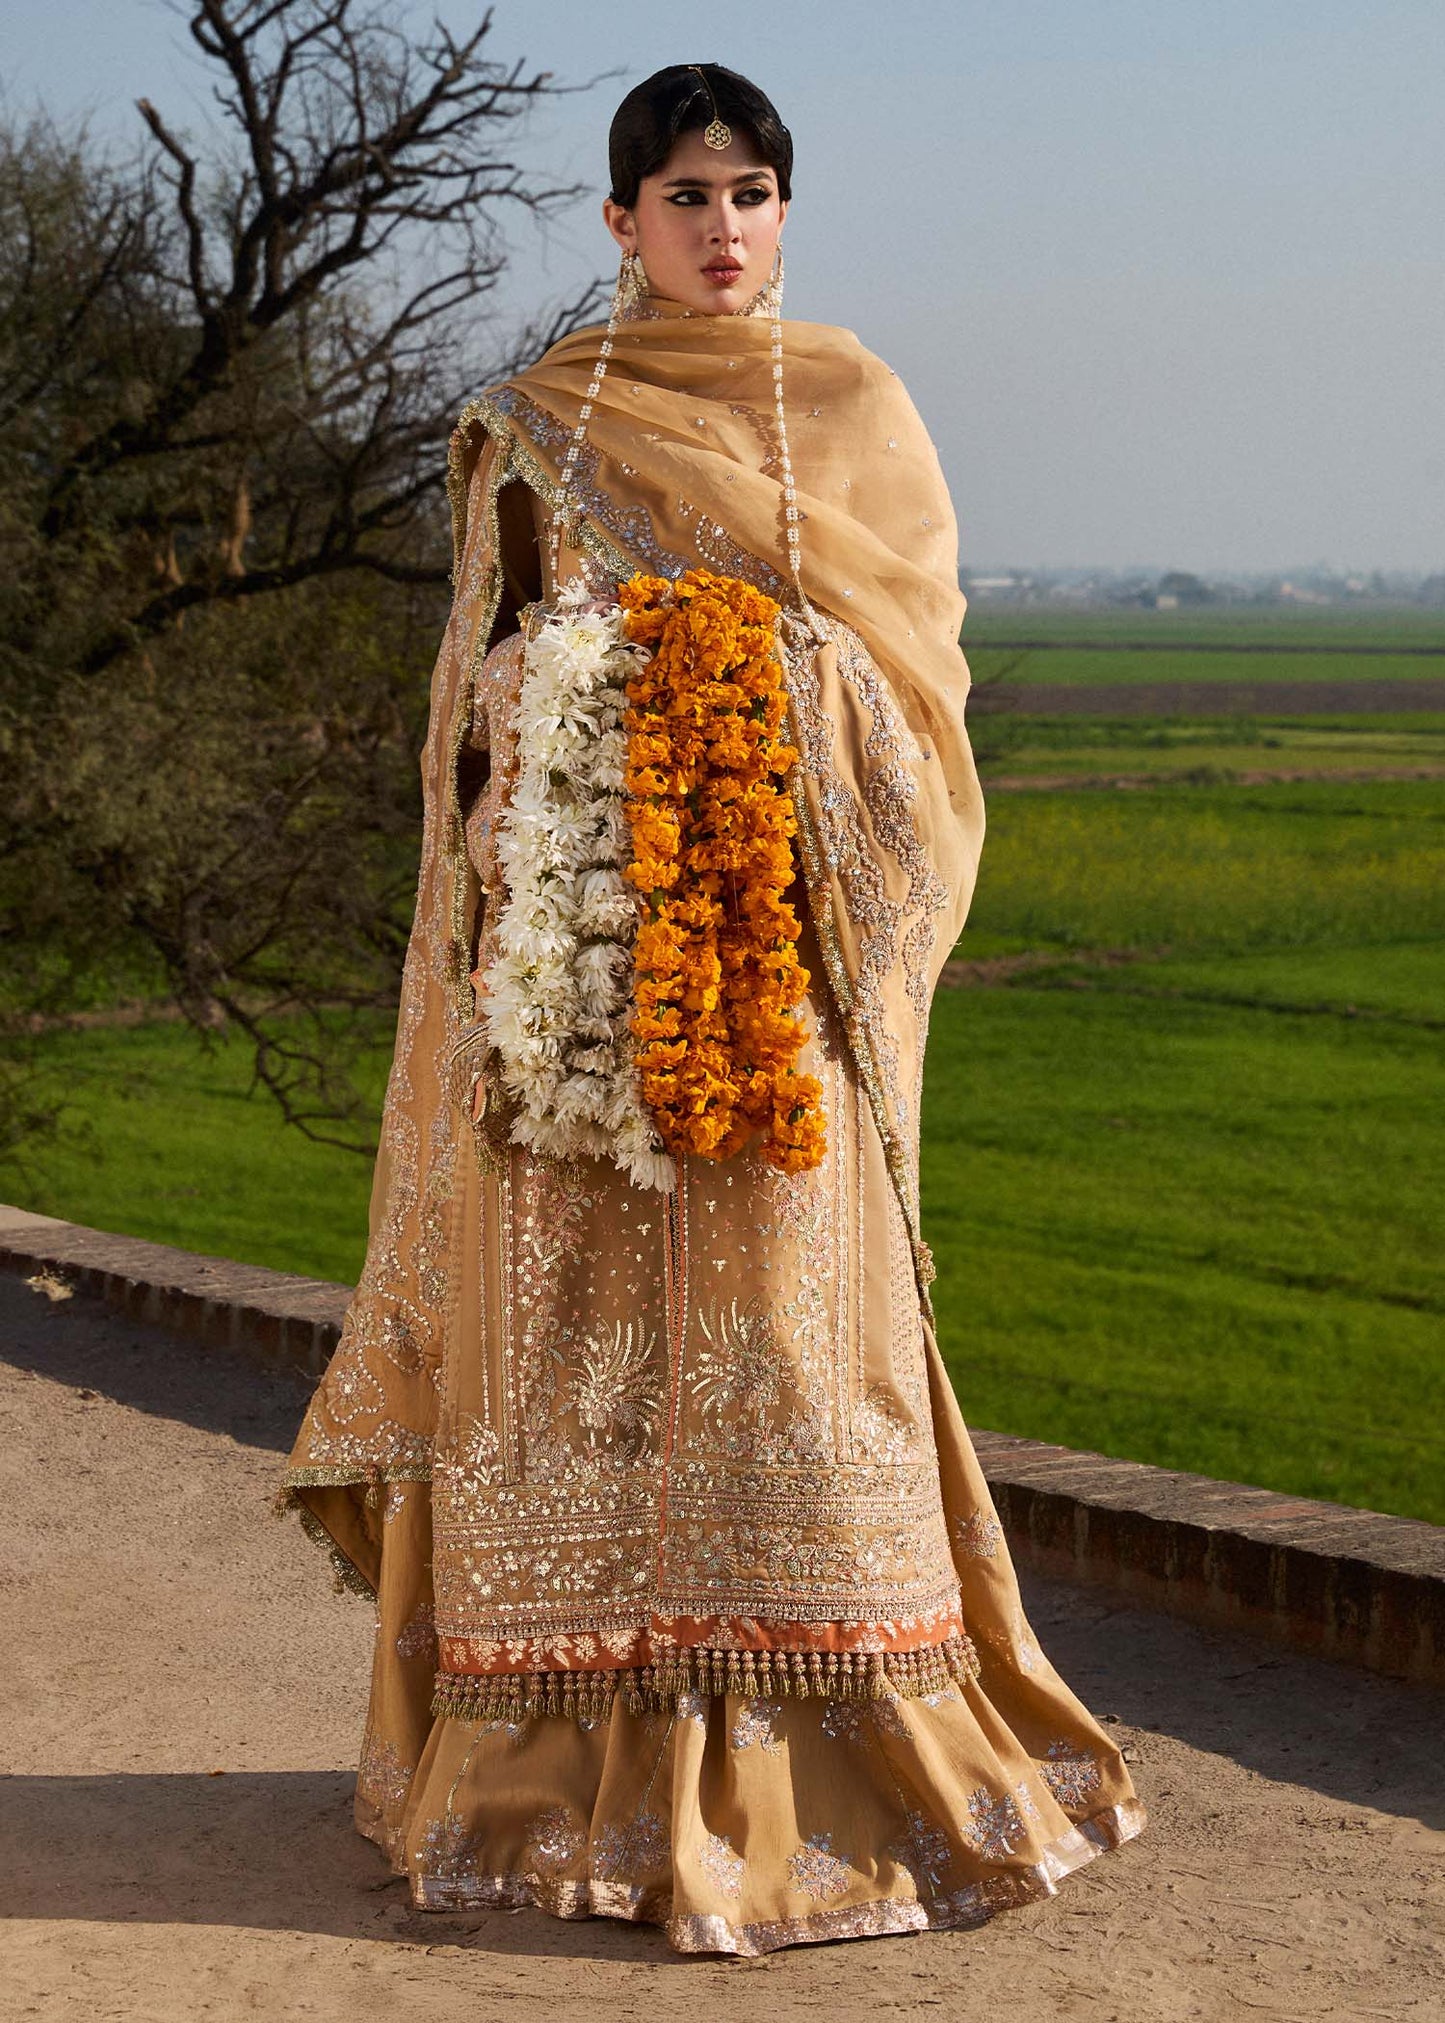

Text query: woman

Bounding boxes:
[278,62,1145,1956]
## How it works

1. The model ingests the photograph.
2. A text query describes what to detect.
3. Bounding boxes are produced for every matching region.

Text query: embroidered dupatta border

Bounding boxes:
[271,421,524,1544]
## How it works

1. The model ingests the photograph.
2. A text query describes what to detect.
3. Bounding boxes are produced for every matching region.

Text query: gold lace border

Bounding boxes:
[431,1632,981,1722]
[271,1476,430,1601]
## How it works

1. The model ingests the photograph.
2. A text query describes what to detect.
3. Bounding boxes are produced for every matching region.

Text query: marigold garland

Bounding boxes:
[619,568,826,1174]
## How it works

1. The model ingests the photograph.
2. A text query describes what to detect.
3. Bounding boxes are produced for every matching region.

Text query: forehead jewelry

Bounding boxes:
[690,64,733,150]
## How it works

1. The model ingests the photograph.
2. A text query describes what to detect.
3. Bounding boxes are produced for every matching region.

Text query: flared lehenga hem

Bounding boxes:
[350,1667,1147,1959]
[361,1800,1148,1957]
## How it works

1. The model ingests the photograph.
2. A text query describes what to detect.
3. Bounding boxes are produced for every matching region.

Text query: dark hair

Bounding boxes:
[608,64,793,209]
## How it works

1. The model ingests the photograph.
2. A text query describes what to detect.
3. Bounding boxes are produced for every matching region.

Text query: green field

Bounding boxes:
[961,601,1445,689]
[3,612,1441,1523]
[922,799,1444,1522]
[4,1019,390,1284]
[977,712,1445,780]
[967,648,1445,688]
[954,777,1445,960]
[960,604,1445,650]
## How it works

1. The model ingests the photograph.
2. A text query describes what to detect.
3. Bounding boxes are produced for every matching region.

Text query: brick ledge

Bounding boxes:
[3,1203,1441,1688]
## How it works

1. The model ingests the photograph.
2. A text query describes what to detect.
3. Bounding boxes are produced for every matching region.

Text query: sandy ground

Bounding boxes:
[2,1271,1442,2023]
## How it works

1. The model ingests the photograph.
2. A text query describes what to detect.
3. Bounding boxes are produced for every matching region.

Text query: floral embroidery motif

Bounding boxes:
[476,1714,531,1746]
[685,1295,824,1464]
[982,1609,1043,1675]
[962,1786,1033,1861]
[786,1832,853,1901]
[674,1690,709,1728]
[1040,1740,1104,1810]
[592,1809,669,1881]
[888,1809,954,1897]
[698,1830,745,1897]
[413,1810,480,1884]
[523,1805,586,1874]
[821,1700,869,1745]
[821,1694,910,1744]
[952,1510,1003,1559]
[852,1384,920,1465]
[324,1353,386,1426]
[394,1602,437,1659]
[730,1699,785,1752]
[356,1728,414,1818]
[568,1320,663,1457]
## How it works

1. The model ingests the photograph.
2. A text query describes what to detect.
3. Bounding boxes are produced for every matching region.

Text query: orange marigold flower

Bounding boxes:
[619,566,824,1171]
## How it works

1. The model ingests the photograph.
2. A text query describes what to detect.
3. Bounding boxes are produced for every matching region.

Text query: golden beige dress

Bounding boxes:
[278,297,1145,1955]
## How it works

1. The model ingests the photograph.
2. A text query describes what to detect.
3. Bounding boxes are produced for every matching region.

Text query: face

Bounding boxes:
[603,125,788,316]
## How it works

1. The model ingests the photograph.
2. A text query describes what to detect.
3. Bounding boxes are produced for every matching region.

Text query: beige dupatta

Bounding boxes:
[456,303,986,1282]
[279,301,988,1658]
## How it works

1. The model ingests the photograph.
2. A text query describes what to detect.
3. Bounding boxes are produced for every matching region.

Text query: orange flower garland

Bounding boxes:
[619,568,826,1174]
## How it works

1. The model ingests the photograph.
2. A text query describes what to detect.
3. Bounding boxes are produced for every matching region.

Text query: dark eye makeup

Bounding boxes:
[667,184,772,207]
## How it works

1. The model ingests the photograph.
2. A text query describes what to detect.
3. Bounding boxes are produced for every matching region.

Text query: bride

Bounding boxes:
[278,60,1145,1956]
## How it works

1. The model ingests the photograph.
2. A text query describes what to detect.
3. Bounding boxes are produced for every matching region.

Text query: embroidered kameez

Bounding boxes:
[278,302,1144,1954]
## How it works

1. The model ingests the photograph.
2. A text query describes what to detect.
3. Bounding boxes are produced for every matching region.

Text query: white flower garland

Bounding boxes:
[479,581,676,1193]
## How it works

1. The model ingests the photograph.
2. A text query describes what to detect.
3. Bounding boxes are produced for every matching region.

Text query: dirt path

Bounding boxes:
[967,640,1445,658]
[982,763,1445,792]
[970,677,1445,716]
[3,1272,1441,2022]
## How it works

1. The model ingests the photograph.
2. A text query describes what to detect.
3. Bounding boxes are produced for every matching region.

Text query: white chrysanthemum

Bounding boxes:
[477,591,675,1192]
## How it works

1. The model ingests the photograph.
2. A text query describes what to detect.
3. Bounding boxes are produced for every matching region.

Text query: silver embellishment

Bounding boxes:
[786,1832,853,1901]
[731,1699,785,1752]
[699,1830,746,1897]
[523,1805,586,1873]
[1040,1740,1104,1810]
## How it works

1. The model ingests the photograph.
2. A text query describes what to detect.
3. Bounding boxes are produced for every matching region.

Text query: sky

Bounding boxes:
[5,0,1442,574]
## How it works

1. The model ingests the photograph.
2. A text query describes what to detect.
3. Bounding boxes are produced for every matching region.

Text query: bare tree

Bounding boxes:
[33,2,605,657]
[0,2,608,1157]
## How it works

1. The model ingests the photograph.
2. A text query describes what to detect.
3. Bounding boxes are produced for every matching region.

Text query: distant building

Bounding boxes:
[1154,571,1215,607]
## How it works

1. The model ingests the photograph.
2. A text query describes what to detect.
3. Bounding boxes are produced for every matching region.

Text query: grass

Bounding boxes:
[3,1019,390,1284]
[966,645,1445,687]
[920,967,1445,1522]
[960,605,1445,650]
[959,602,1445,690]
[918,768,1445,1523]
[955,779,1445,960]
[979,712,1445,779]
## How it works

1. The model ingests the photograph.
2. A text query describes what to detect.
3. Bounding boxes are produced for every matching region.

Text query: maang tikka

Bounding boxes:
[690,64,733,151]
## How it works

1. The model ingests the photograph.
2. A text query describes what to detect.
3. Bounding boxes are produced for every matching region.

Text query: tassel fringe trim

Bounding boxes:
[431,1633,981,1723]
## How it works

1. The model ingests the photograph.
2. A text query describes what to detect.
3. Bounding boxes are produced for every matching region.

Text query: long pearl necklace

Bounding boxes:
[546,248,829,643]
